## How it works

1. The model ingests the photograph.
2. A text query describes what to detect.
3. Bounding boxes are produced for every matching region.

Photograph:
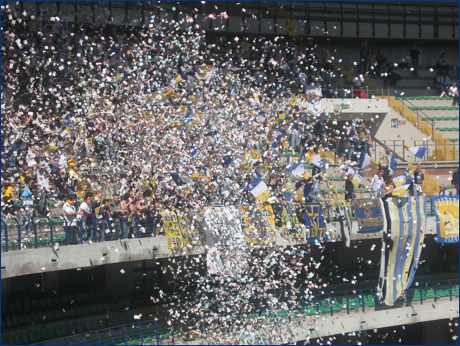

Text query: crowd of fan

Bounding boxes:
[1,4,457,243]
[0,6,336,231]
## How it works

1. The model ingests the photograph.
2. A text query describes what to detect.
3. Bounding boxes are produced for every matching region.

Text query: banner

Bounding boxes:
[303,204,328,241]
[202,207,249,277]
[159,210,186,250]
[240,205,277,244]
[429,195,459,243]
[351,199,385,233]
[279,202,306,240]
[324,200,353,247]
[176,209,206,247]
[379,197,427,306]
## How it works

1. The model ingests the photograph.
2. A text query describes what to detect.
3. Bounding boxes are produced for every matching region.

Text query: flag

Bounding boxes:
[286,160,305,177]
[380,197,427,306]
[391,183,411,197]
[285,18,300,39]
[305,148,316,164]
[190,146,198,158]
[351,171,364,188]
[392,174,406,187]
[312,154,327,171]
[303,182,313,201]
[404,144,427,159]
[246,177,270,202]
[358,152,379,170]
[170,173,192,186]
[190,172,206,180]
[389,154,398,172]
[288,94,298,106]
[429,195,459,244]
[303,204,328,241]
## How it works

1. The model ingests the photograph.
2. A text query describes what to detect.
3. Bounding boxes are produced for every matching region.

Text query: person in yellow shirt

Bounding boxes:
[2,180,15,219]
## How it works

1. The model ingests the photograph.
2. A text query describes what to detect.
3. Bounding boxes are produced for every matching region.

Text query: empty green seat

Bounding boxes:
[84,305,92,316]
[11,315,20,327]
[14,333,21,344]
[55,325,64,338]
[33,329,45,342]
[91,319,99,330]
[47,310,56,321]
[90,304,98,315]
[21,331,30,344]
[46,297,54,308]
[18,315,26,326]
[55,309,63,320]
[85,319,93,331]
[61,325,70,336]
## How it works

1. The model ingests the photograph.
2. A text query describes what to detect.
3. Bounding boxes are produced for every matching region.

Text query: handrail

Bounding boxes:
[1,220,9,252]
[373,138,407,162]
[12,218,21,251]
[388,88,436,139]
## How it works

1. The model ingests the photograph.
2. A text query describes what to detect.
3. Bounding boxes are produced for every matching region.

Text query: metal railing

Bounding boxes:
[12,2,458,39]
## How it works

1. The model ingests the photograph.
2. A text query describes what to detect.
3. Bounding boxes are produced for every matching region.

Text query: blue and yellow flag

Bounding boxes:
[351,198,385,233]
[280,202,305,240]
[303,204,328,241]
[380,197,427,306]
[159,210,186,250]
[430,195,459,244]
[240,205,277,244]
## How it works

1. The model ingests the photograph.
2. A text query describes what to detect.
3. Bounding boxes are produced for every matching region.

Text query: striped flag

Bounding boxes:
[286,160,305,177]
[391,183,411,197]
[352,171,364,188]
[389,154,398,173]
[392,174,406,187]
[404,144,427,159]
[379,197,427,306]
[246,177,270,202]
[358,152,379,170]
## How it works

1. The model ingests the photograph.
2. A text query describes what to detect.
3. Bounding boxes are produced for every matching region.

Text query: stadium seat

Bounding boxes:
[55,325,64,338]
[85,319,93,331]
[55,309,63,320]
[11,315,20,327]
[61,324,71,336]
[21,331,30,344]
[25,313,33,325]
[34,330,44,342]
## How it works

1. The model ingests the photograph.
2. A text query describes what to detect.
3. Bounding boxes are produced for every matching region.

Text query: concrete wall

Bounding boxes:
[0,216,439,279]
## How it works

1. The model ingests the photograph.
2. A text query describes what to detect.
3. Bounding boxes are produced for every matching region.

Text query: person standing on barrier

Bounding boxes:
[98,199,112,241]
[344,173,356,201]
[358,122,373,157]
[372,170,386,199]
[63,194,81,245]
[78,192,94,243]
[413,164,424,197]
[20,179,34,236]
[345,122,358,161]
[137,190,154,237]
[109,193,123,239]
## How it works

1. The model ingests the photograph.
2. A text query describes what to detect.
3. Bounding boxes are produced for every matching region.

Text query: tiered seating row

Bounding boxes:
[396,96,456,101]
[3,311,137,345]
[409,106,459,111]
